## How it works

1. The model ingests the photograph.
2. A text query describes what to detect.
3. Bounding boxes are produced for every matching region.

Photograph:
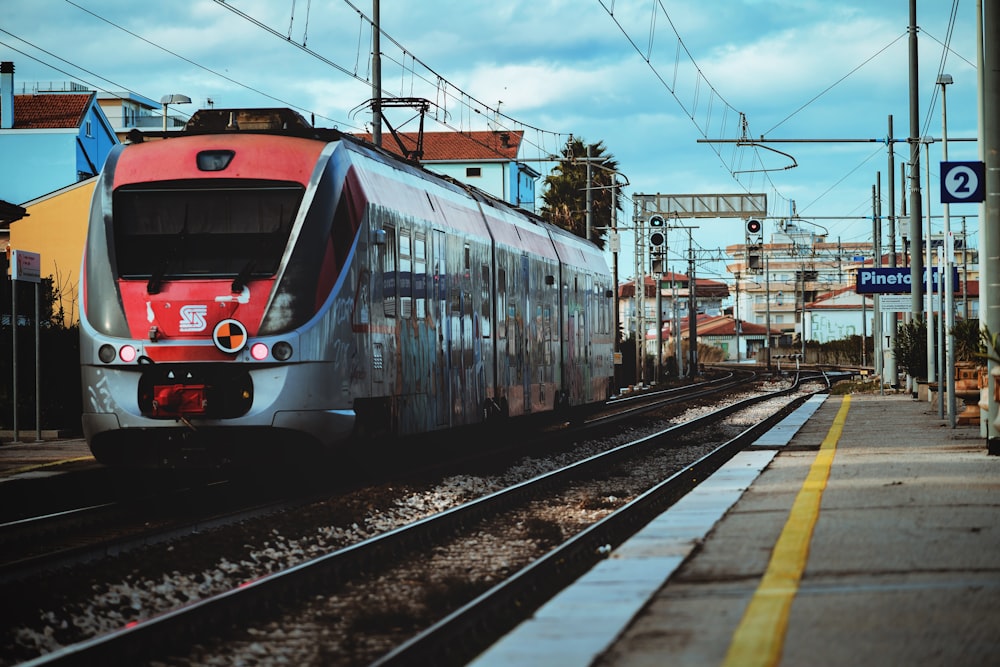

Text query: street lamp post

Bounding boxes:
[922,138,936,391]
[160,94,192,132]
[939,73,957,426]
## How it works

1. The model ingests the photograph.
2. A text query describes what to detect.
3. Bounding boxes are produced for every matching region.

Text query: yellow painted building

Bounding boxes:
[9,177,96,326]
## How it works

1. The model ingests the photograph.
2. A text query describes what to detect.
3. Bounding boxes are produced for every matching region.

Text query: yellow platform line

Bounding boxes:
[6,455,94,476]
[722,395,851,667]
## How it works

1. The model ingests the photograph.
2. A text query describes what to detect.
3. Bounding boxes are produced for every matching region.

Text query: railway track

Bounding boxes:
[16,374,824,666]
[0,370,757,585]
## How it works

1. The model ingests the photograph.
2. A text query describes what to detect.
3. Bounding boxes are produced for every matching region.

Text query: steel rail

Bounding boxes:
[21,375,813,667]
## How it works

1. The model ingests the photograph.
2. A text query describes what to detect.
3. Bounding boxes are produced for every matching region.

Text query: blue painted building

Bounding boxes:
[0,61,118,205]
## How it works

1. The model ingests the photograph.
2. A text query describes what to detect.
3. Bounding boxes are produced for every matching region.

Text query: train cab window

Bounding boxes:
[113,180,302,285]
[399,228,412,319]
[383,226,397,317]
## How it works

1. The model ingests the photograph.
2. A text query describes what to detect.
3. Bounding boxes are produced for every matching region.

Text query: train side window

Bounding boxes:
[383,226,397,318]
[400,227,412,319]
[599,282,608,334]
[414,233,427,319]
[497,267,507,339]
[464,244,471,271]
[480,264,491,337]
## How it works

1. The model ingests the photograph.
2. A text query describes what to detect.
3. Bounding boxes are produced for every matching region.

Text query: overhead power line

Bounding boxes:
[214,0,572,163]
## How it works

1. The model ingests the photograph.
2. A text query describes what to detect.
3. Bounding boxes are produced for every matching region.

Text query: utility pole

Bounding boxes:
[924,142,936,389]
[585,144,593,241]
[982,0,1000,452]
[908,0,924,332]
[634,204,645,386]
[734,271,741,363]
[372,0,382,147]
[765,254,772,370]
[886,115,898,387]
[875,175,884,393]
[687,229,698,376]
[940,73,957,426]
[611,178,620,389]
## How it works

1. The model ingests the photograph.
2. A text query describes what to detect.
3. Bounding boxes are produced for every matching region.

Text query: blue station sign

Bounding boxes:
[855,267,959,294]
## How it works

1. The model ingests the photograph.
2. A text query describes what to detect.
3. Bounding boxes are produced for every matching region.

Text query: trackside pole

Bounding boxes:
[34,282,40,442]
[10,275,16,443]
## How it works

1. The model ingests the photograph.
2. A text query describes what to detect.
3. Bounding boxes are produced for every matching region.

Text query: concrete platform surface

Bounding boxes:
[476,393,1000,667]
[0,437,94,480]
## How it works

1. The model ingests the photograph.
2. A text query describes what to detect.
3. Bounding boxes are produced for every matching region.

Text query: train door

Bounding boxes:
[458,242,476,423]
[479,260,493,420]
[433,230,451,428]
[562,269,584,405]
[520,254,531,414]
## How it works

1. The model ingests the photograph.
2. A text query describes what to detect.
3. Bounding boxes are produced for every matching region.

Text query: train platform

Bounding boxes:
[472,392,1000,667]
[0,434,94,480]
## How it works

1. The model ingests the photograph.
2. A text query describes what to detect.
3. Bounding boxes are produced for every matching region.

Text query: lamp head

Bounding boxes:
[160,94,192,105]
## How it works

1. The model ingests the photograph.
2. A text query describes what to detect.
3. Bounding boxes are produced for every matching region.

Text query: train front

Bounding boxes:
[80,111,357,466]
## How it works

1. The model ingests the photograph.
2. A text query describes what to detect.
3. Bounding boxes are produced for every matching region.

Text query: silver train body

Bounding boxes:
[80,109,614,465]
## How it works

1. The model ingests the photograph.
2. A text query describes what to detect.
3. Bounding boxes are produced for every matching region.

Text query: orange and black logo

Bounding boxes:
[213,319,248,354]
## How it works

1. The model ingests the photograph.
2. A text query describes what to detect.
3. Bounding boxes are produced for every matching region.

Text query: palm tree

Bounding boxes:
[539,139,622,249]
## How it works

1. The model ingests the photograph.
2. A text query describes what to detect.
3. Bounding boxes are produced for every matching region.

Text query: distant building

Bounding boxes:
[0,61,118,205]
[95,90,168,140]
[356,130,541,211]
[692,314,779,362]
[618,272,730,346]
[727,219,981,355]
[727,220,874,344]
[8,178,97,325]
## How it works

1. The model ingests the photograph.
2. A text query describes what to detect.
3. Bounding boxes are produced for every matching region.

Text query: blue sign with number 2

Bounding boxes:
[941,161,985,203]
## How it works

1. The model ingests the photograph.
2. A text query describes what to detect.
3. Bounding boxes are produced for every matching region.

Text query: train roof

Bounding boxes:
[123,107,607,269]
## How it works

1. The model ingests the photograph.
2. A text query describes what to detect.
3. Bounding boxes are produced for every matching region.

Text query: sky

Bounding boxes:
[0,0,982,283]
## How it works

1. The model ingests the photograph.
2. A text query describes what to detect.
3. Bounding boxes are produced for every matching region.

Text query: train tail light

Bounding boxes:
[272,341,293,361]
[98,343,137,364]
[98,344,116,363]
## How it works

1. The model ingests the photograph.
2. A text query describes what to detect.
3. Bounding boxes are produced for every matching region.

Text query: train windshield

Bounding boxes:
[112,180,303,286]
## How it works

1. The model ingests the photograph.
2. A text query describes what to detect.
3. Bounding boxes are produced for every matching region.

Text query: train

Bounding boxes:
[79,108,615,466]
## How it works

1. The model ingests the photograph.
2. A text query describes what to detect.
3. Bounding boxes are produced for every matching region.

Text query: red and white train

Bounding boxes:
[80,108,615,465]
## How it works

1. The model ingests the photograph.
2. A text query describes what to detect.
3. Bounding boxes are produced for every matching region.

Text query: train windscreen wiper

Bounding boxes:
[146,259,168,294]
[231,260,255,294]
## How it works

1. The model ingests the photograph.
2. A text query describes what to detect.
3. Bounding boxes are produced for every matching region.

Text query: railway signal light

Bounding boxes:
[746,219,762,235]
[648,215,667,273]
[648,214,666,249]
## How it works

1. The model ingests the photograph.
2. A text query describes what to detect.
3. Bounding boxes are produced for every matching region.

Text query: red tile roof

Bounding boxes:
[355,130,524,161]
[697,315,777,336]
[619,274,730,299]
[13,93,91,129]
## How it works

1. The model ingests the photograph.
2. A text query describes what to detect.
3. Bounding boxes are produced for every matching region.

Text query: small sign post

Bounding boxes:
[10,249,42,443]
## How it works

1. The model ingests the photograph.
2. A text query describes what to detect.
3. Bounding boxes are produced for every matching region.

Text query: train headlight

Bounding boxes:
[98,344,116,364]
[272,341,293,361]
[119,345,137,363]
[250,342,269,361]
